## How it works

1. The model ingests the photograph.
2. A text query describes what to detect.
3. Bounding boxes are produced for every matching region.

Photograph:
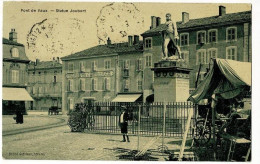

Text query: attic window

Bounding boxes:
[145,38,152,48]
[11,48,19,58]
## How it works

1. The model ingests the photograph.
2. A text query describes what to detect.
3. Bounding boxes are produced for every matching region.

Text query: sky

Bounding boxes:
[3,2,251,61]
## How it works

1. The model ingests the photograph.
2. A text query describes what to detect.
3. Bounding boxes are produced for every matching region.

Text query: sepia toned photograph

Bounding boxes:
[2,1,252,161]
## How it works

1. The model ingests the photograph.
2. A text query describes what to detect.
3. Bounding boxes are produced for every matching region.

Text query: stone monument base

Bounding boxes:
[151,60,192,102]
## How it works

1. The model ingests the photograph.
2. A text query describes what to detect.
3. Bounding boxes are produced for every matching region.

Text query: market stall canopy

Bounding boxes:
[112,94,142,102]
[2,87,34,101]
[188,59,251,103]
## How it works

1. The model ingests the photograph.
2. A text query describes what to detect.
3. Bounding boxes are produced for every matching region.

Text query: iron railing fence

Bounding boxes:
[86,102,196,137]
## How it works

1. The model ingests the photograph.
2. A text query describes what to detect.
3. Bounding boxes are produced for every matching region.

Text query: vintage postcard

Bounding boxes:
[2,1,252,161]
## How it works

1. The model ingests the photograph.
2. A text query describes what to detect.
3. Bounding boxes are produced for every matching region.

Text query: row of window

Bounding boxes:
[144,27,238,48]
[67,46,238,73]
[69,60,111,73]
[67,78,142,92]
[196,46,237,65]
[68,58,150,73]
[29,86,61,94]
[29,75,58,83]
[31,70,60,75]
[68,78,111,92]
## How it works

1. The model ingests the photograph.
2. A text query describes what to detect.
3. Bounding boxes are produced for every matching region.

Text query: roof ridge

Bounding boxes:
[142,10,251,35]
[62,40,144,60]
[3,37,24,46]
[177,10,251,23]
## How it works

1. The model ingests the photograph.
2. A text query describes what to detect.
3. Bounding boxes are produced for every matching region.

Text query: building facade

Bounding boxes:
[2,29,33,114]
[27,58,62,110]
[61,37,143,113]
[61,6,252,114]
[141,6,252,91]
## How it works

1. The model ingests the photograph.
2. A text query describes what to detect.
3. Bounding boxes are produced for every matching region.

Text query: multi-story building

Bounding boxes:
[141,6,251,91]
[61,36,143,113]
[27,58,62,110]
[61,6,251,114]
[2,29,33,114]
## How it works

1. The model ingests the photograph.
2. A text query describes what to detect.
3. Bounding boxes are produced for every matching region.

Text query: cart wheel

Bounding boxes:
[194,120,211,146]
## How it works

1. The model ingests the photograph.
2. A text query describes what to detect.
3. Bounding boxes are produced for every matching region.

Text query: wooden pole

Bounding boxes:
[211,95,217,160]
[178,107,193,161]
[137,105,141,152]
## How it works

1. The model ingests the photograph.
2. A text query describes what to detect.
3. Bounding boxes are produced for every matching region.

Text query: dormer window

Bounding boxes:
[11,48,19,57]
[144,37,152,49]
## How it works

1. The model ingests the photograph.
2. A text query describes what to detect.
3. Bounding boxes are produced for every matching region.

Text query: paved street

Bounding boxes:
[2,114,65,133]
[2,114,189,160]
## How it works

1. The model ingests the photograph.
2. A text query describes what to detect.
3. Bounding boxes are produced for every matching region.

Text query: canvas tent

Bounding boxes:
[188,59,251,103]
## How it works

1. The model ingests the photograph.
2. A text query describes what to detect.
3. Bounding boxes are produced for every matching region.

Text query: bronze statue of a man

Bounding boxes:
[162,13,181,60]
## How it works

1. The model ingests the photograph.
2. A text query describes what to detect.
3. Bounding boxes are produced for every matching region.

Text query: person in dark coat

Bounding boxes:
[119,106,130,142]
[15,109,23,124]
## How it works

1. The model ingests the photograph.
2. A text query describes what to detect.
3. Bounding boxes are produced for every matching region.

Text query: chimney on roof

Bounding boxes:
[128,35,133,46]
[156,17,161,26]
[35,59,40,66]
[182,12,189,23]
[133,35,139,45]
[150,16,157,29]
[219,5,226,16]
[107,37,111,45]
[9,29,17,42]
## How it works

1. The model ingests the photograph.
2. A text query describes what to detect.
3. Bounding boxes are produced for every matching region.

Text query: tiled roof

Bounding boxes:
[62,41,143,60]
[28,61,62,70]
[3,38,24,47]
[142,10,251,35]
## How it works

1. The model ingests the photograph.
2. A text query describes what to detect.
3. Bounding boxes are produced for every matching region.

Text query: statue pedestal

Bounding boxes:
[151,60,192,102]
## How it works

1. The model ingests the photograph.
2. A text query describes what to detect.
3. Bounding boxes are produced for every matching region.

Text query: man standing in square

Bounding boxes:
[119,106,130,142]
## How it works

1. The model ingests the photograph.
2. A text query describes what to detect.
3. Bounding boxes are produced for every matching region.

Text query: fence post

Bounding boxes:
[137,105,141,152]
[162,101,166,151]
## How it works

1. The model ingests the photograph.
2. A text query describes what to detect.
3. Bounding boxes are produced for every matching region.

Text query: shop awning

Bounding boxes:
[112,94,142,102]
[2,87,34,101]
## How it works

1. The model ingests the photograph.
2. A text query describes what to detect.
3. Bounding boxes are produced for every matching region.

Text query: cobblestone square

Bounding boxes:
[2,114,188,160]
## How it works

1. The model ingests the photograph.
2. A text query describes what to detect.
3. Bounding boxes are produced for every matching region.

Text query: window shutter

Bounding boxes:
[106,78,110,90]
[123,60,125,69]
[135,60,138,71]
[196,53,198,65]
[83,79,85,91]
[94,61,97,70]
[67,80,70,91]
[95,79,97,90]
[91,79,94,90]
[103,78,106,90]
[140,59,143,70]
[204,51,207,64]
[17,70,19,83]
[71,80,74,91]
